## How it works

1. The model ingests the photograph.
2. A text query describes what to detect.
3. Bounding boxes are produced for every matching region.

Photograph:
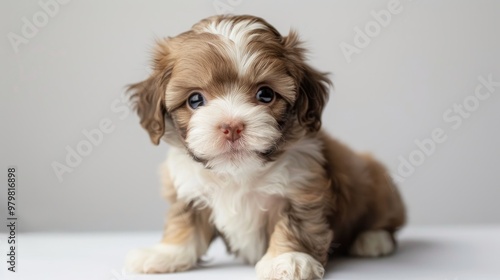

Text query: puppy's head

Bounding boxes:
[129,15,331,172]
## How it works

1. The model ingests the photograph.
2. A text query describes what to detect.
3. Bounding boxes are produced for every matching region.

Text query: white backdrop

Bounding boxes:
[1,0,499,232]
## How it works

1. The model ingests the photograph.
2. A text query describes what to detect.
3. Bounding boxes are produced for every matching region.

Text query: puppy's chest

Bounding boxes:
[167,142,324,263]
[201,176,284,264]
[169,157,285,263]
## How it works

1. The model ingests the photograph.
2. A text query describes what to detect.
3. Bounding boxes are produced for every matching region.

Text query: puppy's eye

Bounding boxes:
[256,87,275,104]
[188,92,205,109]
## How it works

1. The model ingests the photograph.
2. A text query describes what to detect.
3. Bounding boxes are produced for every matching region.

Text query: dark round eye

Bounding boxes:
[187,92,205,109]
[256,87,275,104]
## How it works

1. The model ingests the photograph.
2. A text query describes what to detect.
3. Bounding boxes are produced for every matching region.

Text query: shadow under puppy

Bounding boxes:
[125,15,406,280]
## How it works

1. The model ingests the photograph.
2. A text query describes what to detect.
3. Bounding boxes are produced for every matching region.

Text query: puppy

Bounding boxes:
[125,15,406,280]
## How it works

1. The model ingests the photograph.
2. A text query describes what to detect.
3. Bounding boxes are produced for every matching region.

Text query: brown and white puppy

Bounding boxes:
[125,15,406,280]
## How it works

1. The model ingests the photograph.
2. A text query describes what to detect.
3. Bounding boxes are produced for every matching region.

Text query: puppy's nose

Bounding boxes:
[220,122,244,142]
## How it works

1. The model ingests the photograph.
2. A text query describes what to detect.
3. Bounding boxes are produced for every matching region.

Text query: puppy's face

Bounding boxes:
[130,15,330,172]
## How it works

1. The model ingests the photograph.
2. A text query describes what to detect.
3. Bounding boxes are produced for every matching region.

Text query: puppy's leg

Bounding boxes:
[349,155,406,258]
[125,201,214,273]
[256,178,333,280]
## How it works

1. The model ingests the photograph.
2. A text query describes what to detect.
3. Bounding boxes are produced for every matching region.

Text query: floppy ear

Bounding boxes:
[283,31,331,132]
[128,39,179,145]
[128,75,167,145]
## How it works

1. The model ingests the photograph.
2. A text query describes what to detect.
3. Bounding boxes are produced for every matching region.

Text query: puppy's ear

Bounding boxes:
[128,76,166,145]
[283,31,331,132]
[128,39,174,145]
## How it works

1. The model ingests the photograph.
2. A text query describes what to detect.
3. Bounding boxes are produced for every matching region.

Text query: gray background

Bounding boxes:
[1,0,499,232]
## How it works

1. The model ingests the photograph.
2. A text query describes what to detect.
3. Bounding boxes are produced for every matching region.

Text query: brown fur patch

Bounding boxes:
[318,131,406,255]
[263,151,334,265]
[160,200,215,258]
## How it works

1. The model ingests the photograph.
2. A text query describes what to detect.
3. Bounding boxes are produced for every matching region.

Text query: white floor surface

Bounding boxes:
[2,226,499,280]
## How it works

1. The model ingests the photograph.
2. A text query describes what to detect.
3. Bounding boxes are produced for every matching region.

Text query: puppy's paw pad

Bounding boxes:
[256,252,324,280]
[349,230,394,257]
[125,244,197,274]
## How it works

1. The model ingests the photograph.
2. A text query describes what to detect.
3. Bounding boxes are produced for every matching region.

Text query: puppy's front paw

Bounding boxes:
[349,230,395,257]
[255,252,324,280]
[125,243,197,274]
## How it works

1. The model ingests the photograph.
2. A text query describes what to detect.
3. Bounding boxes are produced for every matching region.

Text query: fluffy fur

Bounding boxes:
[125,15,406,280]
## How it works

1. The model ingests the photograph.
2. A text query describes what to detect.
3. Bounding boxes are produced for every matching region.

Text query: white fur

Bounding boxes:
[167,136,325,264]
[125,243,197,273]
[255,252,324,280]
[349,230,395,257]
[203,19,265,75]
[186,92,280,173]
